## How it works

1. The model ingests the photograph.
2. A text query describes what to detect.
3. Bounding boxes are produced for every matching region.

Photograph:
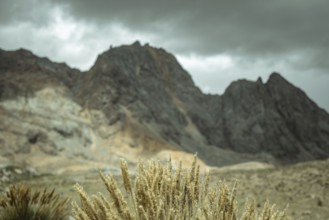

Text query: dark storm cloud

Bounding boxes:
[0,0,53,26]
[48,0,329,71]
[2,0,328,71]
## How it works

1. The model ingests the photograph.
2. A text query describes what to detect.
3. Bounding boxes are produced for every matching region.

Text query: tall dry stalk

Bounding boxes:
[73,155,291,220]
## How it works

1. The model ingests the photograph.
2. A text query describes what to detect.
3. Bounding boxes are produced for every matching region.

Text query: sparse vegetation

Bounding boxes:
[2,157,327,219]
[0,184,70,220]
[73,156,291,220]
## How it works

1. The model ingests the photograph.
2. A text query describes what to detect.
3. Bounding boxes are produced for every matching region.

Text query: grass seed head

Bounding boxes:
[73,156,291,220]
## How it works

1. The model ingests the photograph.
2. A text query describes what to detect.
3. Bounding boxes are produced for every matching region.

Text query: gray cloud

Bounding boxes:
[44,0,329,71]
[0,0,54,27]
[2,0,328,71]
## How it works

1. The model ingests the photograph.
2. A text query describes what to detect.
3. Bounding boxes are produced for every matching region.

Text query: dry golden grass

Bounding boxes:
[0,184,70,220]
[73,155,291,220]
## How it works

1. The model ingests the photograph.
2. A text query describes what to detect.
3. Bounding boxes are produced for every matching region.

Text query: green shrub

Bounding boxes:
[0,184,70,220]
[73,156,291,220]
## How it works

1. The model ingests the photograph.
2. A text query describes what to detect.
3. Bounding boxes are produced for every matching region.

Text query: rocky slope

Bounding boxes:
[0,42,329,173]
[205,73,329,164]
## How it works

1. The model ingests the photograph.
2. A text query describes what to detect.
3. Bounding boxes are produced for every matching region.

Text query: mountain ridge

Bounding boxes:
[0,42,329,172]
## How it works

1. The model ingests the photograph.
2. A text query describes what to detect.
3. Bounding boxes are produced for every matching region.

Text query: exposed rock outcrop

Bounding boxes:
[211,73,329,163]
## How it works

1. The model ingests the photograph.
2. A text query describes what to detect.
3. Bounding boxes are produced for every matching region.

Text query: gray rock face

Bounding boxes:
[0,49,99,171]
[215,74,328,163]
[75,42,204,151]
[0,48,80,100]
[1,43,329,169]
[189,73,329,164]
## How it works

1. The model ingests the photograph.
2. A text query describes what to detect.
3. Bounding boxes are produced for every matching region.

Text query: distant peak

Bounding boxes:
[256,77,263,84]
[14,48,33,55]
[132,40,142,47]
[105,41,144,53]
[0,48,35,59]
[267,72,289,84]
[268,72,284,80]
[17,48,32,52]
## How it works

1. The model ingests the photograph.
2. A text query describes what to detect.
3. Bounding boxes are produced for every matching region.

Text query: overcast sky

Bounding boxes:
[1,0,328,111]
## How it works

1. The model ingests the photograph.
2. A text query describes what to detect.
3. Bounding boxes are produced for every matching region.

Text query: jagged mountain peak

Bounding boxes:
[265,71,321,112]
[256,76,263,84]
[266,71,292,86]
[268,71,284,80]
[8,48,34,57]
[132,40,142,47]
[86,42,199,103]
[0,47,75,72]
[0,48,80,101]
[224,72,288,96]
[94,41,181,72]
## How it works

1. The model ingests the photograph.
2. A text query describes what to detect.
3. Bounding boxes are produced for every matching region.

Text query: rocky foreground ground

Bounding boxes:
[1,158,328,220]
[212,159,329,219]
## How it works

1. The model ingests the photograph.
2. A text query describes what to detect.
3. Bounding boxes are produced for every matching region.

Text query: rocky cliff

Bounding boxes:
[1,42,329,173]
[207,73,329,163]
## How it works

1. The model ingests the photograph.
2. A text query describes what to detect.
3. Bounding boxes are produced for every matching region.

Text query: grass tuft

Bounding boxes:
[0,184,70,220]
[73,155,292,220]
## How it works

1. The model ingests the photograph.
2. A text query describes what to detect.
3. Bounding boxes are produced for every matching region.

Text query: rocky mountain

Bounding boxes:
[1,42,329,173]
[213,74,329,163]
